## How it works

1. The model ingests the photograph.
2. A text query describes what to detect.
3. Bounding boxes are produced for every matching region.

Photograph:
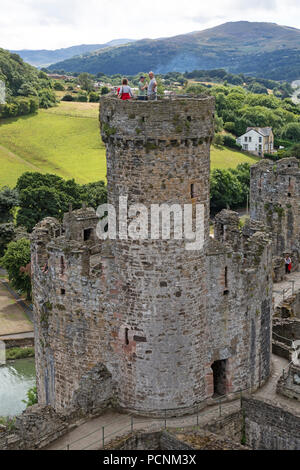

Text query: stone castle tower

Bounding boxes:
[31,96,273,417]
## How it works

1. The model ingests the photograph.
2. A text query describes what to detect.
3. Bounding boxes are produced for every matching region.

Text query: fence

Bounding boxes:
[273,279,296,303]
[59,388,250,450]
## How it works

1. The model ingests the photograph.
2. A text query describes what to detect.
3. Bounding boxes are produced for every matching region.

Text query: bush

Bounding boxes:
[53,81,65,91]
[101,86,110,95]
[38,88,57,109]
[6,347,35,360]
[214,133,224,146]
[22,386,38,408]
[224,122,236,133]
[76,92,88,102]
[89,91,100,102]
[223,134,242,150]
[61,93,74,101]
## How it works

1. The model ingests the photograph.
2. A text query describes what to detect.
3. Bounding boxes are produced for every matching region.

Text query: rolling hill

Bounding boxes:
[11,39,135,68]
[48,21,300,80]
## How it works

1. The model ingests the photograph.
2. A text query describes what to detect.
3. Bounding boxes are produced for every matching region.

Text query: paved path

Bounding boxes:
[272,271,300,308]
[47,400,240,450]
[0,281,33,336]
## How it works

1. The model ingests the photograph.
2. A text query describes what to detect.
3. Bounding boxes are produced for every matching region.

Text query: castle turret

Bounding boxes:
[100,95,215,415]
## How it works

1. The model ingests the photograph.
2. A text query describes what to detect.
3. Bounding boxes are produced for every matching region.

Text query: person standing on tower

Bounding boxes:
[138,76,148,100]
[147,71,157,101]
[118,78,134,100]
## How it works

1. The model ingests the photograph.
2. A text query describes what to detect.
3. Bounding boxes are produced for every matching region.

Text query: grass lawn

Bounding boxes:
[210,145,259,169]
[0,102,106,187]
[0,101,259,188]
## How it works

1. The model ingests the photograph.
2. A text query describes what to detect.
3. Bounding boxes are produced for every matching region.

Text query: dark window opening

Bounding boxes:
[60,256,65,275]
[224,267,229,295]
[84,228,93,241]
[288,192,291,198]
[190,183,195,199]
[141,116,145,122]
[61,288,65,295]
[187,116,192,122]
[211,359,227,396]
[125,328,129,346]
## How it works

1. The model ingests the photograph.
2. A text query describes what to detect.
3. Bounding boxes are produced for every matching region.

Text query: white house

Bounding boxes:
[236,127,274,157]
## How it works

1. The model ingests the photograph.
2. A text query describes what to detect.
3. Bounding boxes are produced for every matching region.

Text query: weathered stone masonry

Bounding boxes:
[31,96,273,417]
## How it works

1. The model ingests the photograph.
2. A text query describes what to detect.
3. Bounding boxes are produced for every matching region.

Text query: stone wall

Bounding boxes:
[242,395,300,450]
[203,410,243,443]
[277,364,300,401]
[250,157,300,265]
[0,405,68,450]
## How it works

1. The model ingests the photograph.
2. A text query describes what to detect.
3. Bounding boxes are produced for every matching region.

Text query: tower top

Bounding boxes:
[100,95,215,142]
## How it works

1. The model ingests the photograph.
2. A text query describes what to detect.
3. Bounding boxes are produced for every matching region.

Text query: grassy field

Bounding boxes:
[0,101,259,188]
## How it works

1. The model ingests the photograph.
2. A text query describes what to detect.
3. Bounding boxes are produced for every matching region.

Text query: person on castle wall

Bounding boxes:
[138,76,148,101]
[147,71,157,101]
[118,78,134,100]
[285,255,292,274]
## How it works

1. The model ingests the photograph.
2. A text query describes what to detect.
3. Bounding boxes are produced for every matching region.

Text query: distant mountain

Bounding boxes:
[48,22,300,81]
[11,39,135,68]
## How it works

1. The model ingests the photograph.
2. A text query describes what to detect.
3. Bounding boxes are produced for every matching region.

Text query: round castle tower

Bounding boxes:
[100,96,215,415]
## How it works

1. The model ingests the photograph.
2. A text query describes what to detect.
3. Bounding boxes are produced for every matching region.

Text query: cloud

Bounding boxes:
[0,0,299,50]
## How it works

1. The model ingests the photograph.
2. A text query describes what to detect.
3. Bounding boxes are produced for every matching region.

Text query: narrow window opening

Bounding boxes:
[60,256,65,275]
[223,266,229,295]
[61,288,65,295]
[190,183,195,199]
[288,192,291,198]
[84,228,93,241]
[187,116,192,122]
[211,359,228,396]
[125,328,129,346]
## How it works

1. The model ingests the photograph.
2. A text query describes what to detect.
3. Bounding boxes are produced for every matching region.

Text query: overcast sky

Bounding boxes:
[0,0,299,50]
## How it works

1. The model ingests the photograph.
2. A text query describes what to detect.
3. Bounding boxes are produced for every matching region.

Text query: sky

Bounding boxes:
[0,0,299,50]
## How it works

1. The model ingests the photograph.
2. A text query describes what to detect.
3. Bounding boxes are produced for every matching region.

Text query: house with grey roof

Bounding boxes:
[236,127,274,157]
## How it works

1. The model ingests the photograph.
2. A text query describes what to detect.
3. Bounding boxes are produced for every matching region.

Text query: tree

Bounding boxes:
[0,238,31,299]
[0,223,15,257]
[100,86,109,95]
[210,169,244,214]
[282,122,300,142]
[78,73,93,92]
[15,172,107,231]
[0,187,19,223]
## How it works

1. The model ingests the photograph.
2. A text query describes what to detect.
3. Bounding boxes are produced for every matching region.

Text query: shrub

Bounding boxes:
[53,81,65,91]
[223,134,242,150]
[61,94,74,101]
[89,91,100,102]
[76,92,88,102]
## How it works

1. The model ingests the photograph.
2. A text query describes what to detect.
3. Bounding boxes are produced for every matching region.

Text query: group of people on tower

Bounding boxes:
[117,71,157,101]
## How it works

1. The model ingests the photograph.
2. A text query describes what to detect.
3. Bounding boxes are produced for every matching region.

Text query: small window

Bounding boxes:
[249,137,252,142]
[84,228,93,241]
[244,137,248,142]
[187,116,192,122]
[61,288,65,295]
[125,328,129,346]
[190,183,195,199]
[223,266,229,295]
[60,256,65,275]
[288,193,291,197]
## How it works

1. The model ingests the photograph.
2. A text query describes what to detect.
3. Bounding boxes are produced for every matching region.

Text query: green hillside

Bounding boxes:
[0,101,258,188]
[48,21,300,80]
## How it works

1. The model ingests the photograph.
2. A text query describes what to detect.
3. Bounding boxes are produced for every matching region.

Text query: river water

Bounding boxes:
[0,358,36,417]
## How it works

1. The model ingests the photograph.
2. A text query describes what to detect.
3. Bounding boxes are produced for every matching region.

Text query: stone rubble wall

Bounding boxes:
[242,395,300,450]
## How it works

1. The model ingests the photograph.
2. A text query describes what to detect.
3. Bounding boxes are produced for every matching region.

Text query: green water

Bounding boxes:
[0,358,36,417]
